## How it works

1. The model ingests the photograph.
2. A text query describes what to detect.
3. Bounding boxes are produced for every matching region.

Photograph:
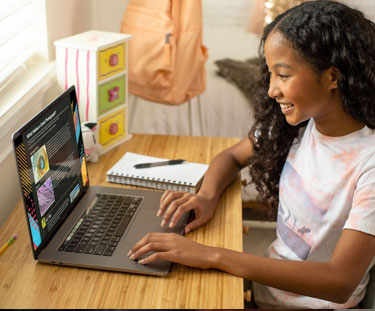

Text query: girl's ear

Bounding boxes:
[327,66,340,90]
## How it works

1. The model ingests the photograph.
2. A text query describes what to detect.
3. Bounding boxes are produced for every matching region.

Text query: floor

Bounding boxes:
[242,220,277,256]
[242,220,277,307]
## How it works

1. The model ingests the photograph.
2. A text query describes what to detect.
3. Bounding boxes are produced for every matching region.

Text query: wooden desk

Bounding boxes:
[0,134,243,308]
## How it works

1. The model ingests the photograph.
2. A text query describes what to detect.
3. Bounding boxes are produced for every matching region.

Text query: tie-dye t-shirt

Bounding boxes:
[253,118,375,309]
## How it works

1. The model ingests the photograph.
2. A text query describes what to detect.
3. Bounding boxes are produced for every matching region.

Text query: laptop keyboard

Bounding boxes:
[58,193,143,256]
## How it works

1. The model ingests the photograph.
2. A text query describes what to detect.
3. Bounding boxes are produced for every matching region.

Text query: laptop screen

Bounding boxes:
[12,86,89,258]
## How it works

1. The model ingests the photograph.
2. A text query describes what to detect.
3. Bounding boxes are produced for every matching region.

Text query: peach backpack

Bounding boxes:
[121,0,208,105]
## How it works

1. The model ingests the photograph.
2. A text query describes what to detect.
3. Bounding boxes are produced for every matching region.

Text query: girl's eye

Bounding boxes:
[268,72,290,80]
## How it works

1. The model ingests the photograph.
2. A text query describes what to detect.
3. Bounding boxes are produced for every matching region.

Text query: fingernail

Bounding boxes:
[161,220,166,227]
[157,210,161,217]
[138,259,145,264]
[127,250,132,257]
[185,228,190,234]
[130,254,136,260]
[169,222,174,228]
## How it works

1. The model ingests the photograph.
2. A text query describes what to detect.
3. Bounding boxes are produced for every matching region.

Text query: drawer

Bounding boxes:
[98,75,126,116]
[98,42,126,81]
[98,107,126,146]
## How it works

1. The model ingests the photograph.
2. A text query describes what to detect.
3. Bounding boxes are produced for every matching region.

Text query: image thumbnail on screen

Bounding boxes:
[37,177,55,216]
[31,145,50,184]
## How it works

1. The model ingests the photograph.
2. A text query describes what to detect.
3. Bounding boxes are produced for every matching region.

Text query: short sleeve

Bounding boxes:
[344,164,375,236]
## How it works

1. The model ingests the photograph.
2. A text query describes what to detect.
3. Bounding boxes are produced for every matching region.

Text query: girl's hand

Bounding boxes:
[128,233,215,269]
[157,190,216,233]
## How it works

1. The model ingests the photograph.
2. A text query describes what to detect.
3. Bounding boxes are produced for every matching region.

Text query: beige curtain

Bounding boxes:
[247,0,309,34]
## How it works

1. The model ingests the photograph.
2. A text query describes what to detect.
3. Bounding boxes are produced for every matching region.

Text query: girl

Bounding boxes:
[128,1,375,308]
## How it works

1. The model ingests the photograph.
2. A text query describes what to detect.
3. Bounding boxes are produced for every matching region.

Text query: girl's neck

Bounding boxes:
[314,93,365,137]
[314,113,365,137]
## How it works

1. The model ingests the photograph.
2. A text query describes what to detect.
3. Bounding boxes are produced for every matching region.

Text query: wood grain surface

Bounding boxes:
[0,134,243,308]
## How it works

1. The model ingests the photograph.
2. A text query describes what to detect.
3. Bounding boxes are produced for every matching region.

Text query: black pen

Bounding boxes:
[134,159,185,169]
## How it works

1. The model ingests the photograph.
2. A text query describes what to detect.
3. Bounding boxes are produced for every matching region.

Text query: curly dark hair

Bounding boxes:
[248,0,375,213]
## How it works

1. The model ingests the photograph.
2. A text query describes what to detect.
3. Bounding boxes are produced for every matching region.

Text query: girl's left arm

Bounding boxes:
[129,228,375,304]
[215,228,375,304]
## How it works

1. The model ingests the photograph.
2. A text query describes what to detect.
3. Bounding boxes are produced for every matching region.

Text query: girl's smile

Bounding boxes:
[279,103,295,114]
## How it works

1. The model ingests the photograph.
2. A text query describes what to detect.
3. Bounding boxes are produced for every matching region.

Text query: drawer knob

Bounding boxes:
[108,86,120,102]
[109,122,118,135]
[109,53,118,66]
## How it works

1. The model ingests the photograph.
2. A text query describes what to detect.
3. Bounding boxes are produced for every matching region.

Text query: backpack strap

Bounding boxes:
[171,0,180,41]
[164,0,179,66]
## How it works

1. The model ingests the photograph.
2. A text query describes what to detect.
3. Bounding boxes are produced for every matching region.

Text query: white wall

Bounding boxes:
[0,0,129,226]
[44,0,129,60]
[45,0,92,60]
[90,0,129,32]
[341,0,375,21]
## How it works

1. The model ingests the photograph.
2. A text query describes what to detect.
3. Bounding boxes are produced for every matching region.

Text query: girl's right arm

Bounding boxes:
[157,137,253,233]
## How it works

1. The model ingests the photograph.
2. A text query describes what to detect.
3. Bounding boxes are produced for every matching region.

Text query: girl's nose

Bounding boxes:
[268,78,281,99]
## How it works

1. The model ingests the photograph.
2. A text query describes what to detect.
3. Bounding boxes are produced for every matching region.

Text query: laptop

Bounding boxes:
[12,85,189,276]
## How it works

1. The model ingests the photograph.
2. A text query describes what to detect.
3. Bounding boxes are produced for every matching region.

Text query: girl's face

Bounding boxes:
[264,31,339,127]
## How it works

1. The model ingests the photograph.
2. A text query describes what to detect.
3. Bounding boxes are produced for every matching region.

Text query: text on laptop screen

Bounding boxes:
[13,87,89,255]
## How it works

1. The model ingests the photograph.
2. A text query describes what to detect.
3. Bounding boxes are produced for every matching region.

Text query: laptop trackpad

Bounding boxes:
[124,207,188,244]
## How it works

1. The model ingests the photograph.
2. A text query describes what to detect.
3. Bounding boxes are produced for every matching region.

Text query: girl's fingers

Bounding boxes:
[160,190,171,204]
[158,191,184,217]
[168,200,195,228]
[129,233,211,269]
[184,217,205,234]
[137,252,165,265]
[129,241,168,261]
[161,194,191,227]
[128,233,167,256]
[128,233,179,263]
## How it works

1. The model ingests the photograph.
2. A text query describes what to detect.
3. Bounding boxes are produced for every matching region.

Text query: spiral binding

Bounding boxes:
[106,171,195,193]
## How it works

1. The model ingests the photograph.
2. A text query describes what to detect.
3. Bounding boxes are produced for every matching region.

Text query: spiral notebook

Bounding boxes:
[106,152,209,193]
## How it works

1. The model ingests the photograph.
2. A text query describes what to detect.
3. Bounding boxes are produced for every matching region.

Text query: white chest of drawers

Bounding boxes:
[54,30,132,154]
